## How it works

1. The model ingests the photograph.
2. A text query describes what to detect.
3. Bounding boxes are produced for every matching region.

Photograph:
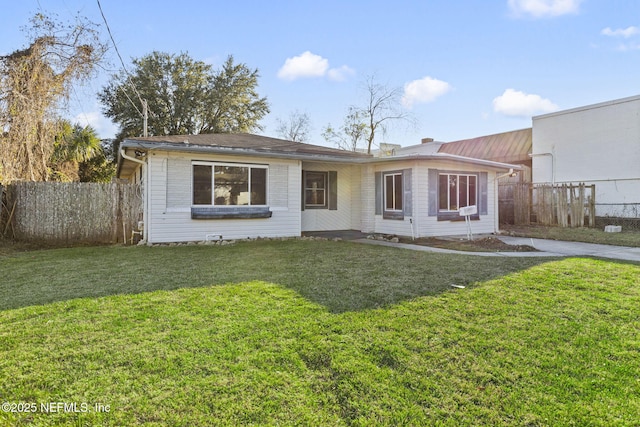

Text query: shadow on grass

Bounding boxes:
[1,240,561,313]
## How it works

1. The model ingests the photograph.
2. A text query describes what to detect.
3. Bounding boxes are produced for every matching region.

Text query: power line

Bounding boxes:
[95,0,149,120]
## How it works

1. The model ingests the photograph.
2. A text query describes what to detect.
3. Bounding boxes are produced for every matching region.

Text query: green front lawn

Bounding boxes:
[1,241,639,426]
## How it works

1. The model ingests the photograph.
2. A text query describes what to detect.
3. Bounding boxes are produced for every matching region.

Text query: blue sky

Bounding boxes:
[2,0,640,148]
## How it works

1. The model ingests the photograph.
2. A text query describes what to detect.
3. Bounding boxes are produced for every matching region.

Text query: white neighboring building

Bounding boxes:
[532,95,640,219]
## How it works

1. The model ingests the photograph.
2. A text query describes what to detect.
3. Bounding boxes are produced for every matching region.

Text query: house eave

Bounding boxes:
[120,139,372,162]
[117,140,522,178]
[368,153,522,171]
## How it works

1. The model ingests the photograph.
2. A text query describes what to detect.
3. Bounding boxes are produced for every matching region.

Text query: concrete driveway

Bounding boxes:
[357,236,640,262]
[497,236,640,262]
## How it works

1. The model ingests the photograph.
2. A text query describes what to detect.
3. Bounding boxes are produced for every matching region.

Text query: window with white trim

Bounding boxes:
[192,162,267,206]
[304,171,328,208]
[384,172,403,212]
[438,173,477,212]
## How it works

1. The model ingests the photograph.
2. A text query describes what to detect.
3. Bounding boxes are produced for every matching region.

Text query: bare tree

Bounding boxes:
[0,13,107,184]
[321,107,367,152]
[322,75,413,153]
[359,76,412,154]
[275,110,312,142]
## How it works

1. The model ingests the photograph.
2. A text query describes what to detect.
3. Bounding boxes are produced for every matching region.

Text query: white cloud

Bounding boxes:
[401,76,452,108]
[601,26,640,38]
[508,0,583,18]
[74,111,118,139]
[493,89,559,117]
[277,51,354,82]
[277,51,329,81]
[327,65,356,82]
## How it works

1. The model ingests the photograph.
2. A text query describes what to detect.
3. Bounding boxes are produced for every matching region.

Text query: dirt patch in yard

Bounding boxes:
[399,236,538,252]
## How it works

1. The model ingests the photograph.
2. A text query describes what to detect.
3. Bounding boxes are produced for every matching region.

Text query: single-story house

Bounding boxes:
[532,94,640,218]
[117,133,520,244]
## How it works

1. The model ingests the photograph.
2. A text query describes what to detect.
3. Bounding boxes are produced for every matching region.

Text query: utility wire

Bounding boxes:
[96,0,150,119]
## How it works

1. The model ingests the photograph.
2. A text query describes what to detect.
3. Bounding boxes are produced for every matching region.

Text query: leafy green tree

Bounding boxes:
[99,52,269,141]
[49,121,113,182]
[78,139,116,183]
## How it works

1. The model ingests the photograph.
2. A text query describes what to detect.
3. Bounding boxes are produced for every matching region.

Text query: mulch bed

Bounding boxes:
[399,236,538,252]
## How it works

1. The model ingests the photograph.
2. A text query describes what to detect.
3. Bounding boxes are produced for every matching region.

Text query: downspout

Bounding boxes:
[495,168,516,180]
[120,149,145,166]
[120,149,148,244]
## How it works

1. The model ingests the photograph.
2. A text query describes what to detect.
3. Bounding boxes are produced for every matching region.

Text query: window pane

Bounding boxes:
[459,175,468,208]
[214,166,248,205]
[439,174,448,210]
[394,174,403,210]
[305,172,327,206]
[305,189,326,205]
[193,165,212,205]
[469,176,477,206]
[306,172,326,190]
[449,175,458,210]
[385,175,394,210]
[251,168,267,205]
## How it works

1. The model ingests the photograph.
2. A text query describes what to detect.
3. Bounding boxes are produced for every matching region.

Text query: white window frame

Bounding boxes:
[304,171,328,208]
[384,172,403,212]
[192,161,268,207]
[438,173,477,212]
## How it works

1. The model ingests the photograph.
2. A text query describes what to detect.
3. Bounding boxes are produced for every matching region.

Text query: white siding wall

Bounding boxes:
[372,160,417,237]
[301,162,361,231]
[532,96,640,214]
[418,160,498,236]
[360,164,376,233]
[371,160,499,237]
[146,151,301,243]
[143,150,504,242]
[350,166,362,230]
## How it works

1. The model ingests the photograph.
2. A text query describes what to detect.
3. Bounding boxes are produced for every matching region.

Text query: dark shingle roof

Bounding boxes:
[438,128,532,165]
[125,133,371,159]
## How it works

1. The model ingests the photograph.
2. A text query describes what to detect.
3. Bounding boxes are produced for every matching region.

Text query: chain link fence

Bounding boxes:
[595,203,640,230]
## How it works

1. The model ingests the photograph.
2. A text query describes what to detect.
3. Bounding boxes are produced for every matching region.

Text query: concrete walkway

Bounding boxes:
[498,236,640,262]
[356,236,640,262]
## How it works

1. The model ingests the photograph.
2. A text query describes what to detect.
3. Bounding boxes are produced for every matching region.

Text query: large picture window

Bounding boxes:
[428,169,486,220]
[192,162,267,206]
[438,173,477,212]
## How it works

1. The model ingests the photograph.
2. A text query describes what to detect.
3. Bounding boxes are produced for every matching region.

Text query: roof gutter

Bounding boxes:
[120,148,146,165]
[120,140,373,164]
[368,153,522,171]
[117,147,146,178]
[119,140,522,170]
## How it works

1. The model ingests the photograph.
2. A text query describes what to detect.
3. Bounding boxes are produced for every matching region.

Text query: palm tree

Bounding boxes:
[50,121,102,181]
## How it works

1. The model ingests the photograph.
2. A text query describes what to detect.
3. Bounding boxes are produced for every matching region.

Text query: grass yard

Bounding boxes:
[1,240,639,426]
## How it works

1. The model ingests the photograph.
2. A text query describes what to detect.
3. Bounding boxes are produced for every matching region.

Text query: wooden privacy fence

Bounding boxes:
[499,182,596,227]
[1,182,142,244]
[498,182,531,225]
[533,183,596,227]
